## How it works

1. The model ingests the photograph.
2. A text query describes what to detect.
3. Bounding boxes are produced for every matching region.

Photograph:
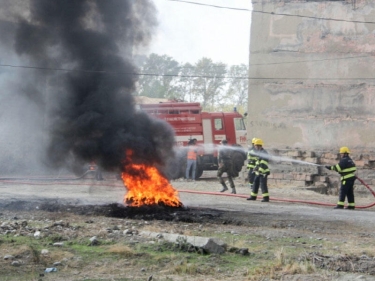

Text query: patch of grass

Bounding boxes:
[70,243,108,256]
[244,254,316,281]
[106,244,136,257]
[48,233,65,243]
[0,236,44,262]
[172,261,206,274]
[0,273,42,281]
[82,277,151,281]
[1,235,36,245]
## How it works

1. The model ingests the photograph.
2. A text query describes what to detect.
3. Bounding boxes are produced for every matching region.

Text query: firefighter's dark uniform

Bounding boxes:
[247,145,258,189]
[326,153,357,209]
[217,141,236,194]
[247,147,270,202]
[89,162,104,181]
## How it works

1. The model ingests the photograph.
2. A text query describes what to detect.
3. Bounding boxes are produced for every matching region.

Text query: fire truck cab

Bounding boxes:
[139,101,247,179]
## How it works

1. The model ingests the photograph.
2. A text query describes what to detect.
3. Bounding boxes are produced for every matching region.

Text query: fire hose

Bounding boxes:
[180,176,375,209]
[0,176,374,209]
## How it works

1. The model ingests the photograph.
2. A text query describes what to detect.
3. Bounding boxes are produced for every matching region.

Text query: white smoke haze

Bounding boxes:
[190,144,321,167]
[0,49,49,175]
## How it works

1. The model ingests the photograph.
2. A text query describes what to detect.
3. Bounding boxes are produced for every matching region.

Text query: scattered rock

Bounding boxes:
[4,255,15,260]
[140,231,227,254]
[11,261,21,267]
[89,236,100,246]
[41,249,49,255]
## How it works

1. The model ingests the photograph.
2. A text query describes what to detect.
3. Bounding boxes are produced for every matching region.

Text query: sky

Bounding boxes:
[146,0,252,66]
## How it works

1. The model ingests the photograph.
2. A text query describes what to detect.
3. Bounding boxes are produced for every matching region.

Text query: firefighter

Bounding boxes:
[246,138,270,202]
[185,138,198,181]
[325,147,357,210]
[217,139,236,194]
[89,161,104,181]
[247,138,259,189]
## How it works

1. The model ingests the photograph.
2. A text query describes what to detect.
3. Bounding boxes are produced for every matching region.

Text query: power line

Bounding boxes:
[154,54,371,68]
[2,53,373,73]
[254,10,375,25]
[2,63,375,80]
[250,55,372,66]
[140,54,372,68]
[168,0,375,24]
[167,0,251,12]
[0,62,242,77]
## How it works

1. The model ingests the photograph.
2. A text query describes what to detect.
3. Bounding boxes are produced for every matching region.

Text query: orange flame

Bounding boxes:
[122,150,182,207]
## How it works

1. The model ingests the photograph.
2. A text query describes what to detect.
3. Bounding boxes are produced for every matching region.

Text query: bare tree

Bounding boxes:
[222,64,248,113]
[137,53,180,99]
[192,58,227,110]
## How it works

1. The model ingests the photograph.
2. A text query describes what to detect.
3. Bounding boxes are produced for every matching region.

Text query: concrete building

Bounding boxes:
[248,0,375,150]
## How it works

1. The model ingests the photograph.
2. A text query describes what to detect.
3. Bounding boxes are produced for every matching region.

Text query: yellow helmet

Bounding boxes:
[339,146,350,154]
[251,138,258,144]
[254,138,264,146]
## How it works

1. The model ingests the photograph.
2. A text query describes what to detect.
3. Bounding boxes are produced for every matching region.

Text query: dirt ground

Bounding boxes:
[0,171,375,280]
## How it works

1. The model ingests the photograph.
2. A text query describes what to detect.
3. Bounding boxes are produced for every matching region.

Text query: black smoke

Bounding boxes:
[0,0,175,175]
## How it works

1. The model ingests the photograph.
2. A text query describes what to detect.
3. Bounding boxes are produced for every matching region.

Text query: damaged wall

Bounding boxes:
[248,0,375,150]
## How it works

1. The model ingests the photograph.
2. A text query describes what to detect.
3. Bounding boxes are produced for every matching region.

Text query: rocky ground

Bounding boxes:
[0,171,375,281]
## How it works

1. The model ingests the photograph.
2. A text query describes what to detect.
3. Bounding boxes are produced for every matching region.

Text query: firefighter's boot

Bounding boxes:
[220,184,228,193]
[246,196,256,201]
[261,196,270,202]
[231,187,236,194]
[334,205,344,209]
[346,206,355,210]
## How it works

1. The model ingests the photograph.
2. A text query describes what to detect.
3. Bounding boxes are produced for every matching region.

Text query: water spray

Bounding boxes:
[175,143,326,167]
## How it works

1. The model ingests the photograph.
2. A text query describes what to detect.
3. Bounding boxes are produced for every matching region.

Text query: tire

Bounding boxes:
[231,151,246,174]
[195,165,204,179]
[164,148,187,180]
[179,158,187,179]
[164,160,181,180]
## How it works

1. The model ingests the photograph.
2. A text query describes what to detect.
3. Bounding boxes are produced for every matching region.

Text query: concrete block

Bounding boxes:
[313,175,327,183]
[304,157,319,164]
[361,154,369,160]
[294,174,306,181]
[355,160,368,167]
[323,153,338,160]
[309,184,328,194]
[351,154,362,161]
[283,173,294,180]
[271,173,284,179]
[269,179,292,187]
[278,151,290,157]
[140,231,227,254]
[326,175,338,182]
[267,179,277,186]
[269,179,307,188]
[287,151,301,157]
[290,180,307,187]
[304,151,316,157]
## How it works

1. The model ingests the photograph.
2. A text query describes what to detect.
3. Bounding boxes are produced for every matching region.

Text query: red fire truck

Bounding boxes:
[138,101,247,179]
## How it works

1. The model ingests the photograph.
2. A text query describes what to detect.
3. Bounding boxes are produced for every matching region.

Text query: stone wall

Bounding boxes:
[248,0,375,150]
